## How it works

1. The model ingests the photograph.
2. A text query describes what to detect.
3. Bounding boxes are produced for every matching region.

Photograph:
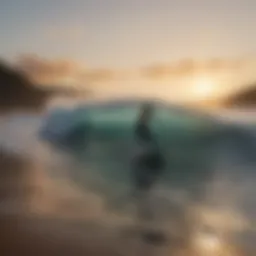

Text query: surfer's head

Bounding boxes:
[139,103,154,123]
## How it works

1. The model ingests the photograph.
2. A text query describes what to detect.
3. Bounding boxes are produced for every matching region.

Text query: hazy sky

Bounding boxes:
[1,0,255,66]
[1,0,256,102]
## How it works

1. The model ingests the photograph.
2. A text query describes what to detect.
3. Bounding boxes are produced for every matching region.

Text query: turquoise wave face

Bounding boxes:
[40,101,219,194]
[39,100,255,200]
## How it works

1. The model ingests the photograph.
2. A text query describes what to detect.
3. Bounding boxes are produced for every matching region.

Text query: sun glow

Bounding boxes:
[191,77,217,100]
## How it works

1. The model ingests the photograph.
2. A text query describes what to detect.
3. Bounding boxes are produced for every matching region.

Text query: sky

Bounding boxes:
[1,0,256,102]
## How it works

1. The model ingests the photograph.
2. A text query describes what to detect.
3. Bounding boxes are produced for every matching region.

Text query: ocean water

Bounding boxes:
[39,100,256,254]
[41,100,255,194]
[1,100,255,255]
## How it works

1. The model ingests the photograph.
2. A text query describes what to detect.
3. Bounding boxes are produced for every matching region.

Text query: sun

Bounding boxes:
[191,77,217,100]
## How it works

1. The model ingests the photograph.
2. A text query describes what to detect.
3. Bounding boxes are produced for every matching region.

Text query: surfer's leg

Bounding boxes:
[132,167,169,245]
[136,188,153,221]
[132,168,150,220]
[135,169,162,223]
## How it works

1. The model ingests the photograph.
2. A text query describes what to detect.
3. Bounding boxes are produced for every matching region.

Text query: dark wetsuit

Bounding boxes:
[133,122,165,192]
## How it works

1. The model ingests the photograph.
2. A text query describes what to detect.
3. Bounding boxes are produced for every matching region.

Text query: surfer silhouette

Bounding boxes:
[132,103,166,221]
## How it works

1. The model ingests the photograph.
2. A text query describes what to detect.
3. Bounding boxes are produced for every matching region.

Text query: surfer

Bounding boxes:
[132,103,166,220]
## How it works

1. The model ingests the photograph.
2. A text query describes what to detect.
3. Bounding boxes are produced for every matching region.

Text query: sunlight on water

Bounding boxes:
[193,232,223,255]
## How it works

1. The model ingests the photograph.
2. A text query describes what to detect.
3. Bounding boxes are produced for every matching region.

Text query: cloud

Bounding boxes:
[15,54,118,86]
[14,54,253,86]
[78,69,117,83]
[142,59,197,79]
[16,54,82,85]
[142,58,250,79]
[9,54,256,106]
[206,58,250,72]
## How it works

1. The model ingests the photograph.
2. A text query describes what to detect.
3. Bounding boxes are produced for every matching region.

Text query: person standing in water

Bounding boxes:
[132,103,166,222]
